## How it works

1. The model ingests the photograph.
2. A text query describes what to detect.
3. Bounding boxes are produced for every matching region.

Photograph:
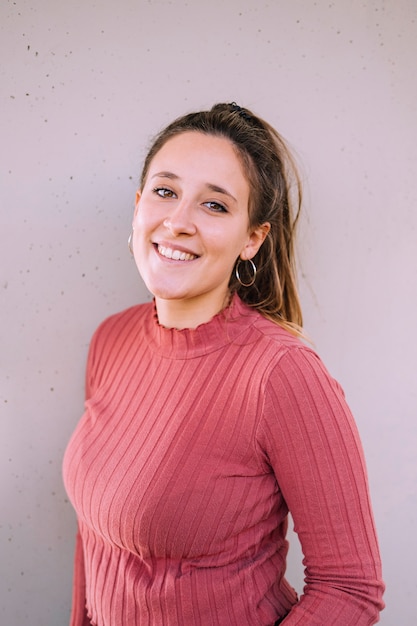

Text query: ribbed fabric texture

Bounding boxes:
[63,295,384,625]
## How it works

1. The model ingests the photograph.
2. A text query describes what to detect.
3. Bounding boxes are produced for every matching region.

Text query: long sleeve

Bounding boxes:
[69,529,90,626]
[67,332,99,626]
[63,297,384,625]
[258,347,385,624]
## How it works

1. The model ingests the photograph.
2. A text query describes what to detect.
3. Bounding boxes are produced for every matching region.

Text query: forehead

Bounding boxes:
[149,131,248,178]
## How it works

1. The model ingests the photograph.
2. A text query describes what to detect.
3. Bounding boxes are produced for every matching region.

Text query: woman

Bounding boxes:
[63,102,384,625]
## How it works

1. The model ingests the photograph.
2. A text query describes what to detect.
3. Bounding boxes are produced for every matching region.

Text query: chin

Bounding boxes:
[146,284,191,301]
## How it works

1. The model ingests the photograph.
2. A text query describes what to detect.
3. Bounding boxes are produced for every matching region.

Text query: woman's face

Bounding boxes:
[132,131,269,322]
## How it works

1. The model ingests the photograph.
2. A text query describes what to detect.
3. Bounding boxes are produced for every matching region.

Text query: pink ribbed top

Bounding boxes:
[63,295,384,625]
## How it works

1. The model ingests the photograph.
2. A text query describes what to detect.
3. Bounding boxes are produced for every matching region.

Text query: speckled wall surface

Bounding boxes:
[1,1,416,623]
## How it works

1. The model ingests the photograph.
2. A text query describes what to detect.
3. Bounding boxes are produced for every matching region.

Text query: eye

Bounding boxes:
[153,187,176,198]
[204,201,227,213]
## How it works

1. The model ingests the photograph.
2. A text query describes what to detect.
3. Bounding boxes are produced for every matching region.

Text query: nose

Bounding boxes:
[163,199,197,236]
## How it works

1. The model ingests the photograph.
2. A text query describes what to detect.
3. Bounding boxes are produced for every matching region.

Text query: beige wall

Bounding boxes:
[1,1,416,623]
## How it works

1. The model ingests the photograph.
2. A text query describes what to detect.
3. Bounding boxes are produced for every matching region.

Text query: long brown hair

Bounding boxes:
[140,102,303,336]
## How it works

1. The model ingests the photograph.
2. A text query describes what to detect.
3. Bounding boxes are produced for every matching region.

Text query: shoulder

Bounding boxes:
[92,301,152,344]
[84,301,154,397]
[233,305,347,411]
[254,322,358,466]
[87,301,153,369]
[244,308,347,408]
[253,319,353,449]
[251,312,308,351]
[245,306,321,374]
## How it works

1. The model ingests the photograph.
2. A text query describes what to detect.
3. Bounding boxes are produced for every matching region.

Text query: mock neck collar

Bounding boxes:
[143,293,258,359]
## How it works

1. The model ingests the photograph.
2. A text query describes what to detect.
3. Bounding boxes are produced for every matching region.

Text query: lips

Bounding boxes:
[157,244,198,261]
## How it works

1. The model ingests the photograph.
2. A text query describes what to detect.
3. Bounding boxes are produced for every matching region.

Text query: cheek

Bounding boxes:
[133,206,155,232]
[210,237,244,272]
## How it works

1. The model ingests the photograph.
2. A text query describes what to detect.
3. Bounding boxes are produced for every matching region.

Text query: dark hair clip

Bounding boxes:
[229,102,252,122]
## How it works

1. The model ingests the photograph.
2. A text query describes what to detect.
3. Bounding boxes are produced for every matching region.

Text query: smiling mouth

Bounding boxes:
[157,244,198,261]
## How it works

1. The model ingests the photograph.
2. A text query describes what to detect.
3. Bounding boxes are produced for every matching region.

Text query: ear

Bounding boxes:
[133,190,141,221]
[240,222,271,260]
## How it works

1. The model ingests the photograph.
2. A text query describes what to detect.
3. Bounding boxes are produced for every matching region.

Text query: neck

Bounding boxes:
[155,292,232,330]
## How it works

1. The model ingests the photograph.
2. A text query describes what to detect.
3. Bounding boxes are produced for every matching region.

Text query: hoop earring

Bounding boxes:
[128,231,134,256]
[235,258,257,287]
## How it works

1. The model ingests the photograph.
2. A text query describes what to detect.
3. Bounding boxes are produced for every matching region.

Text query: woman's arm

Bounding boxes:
[260,347,385,625]
[69,528,91,626]
[68,325,101,626]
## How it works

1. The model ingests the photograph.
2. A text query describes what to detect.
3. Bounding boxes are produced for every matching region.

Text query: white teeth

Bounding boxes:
[158,245,197,261]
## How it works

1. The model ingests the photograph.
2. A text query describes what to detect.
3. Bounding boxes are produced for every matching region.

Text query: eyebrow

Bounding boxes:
[151,171,237,203]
